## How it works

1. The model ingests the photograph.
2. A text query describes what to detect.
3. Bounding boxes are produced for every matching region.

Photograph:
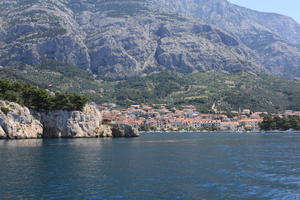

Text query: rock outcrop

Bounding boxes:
[0,101,43,139]
[96,125,113,137]
[111,124,140,137]
[41,104,103,138]
[0,100,139,139]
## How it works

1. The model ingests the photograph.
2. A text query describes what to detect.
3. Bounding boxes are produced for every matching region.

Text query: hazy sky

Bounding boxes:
[228,0,300,23]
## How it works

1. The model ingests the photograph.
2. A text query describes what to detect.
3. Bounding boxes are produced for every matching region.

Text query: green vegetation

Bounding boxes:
[113,71,300,112]
[0,60,114,104]
[0,106,10,115]
[2,61,300,112]
[114,71,190,106]
[0,80,88,111]
[155,12,188,22]
[259,115,300,131]
[89,1,150,17]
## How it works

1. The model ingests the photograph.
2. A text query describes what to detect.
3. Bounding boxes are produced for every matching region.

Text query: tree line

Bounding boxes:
[0,80,88,111]
[259,115,300,131]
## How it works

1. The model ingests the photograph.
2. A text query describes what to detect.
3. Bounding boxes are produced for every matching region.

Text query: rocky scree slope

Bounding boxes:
[3,0,299,79]
[161,0,300,78]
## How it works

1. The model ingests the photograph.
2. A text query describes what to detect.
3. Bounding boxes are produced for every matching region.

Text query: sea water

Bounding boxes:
[0,132,299,199]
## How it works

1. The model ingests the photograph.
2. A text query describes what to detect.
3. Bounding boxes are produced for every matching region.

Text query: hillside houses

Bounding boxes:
[99,104,266,131]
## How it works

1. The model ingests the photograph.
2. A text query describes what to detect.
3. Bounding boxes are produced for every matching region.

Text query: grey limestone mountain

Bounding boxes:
[161,0,300,77]
[0,0,299,79]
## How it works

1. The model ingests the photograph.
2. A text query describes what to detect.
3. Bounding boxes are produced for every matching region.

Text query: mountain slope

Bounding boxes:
[161,0,300,44]
[1,0,299,79]
[112,71,300,112]
[0,0,300,112]
[161,0,300,78]
[0,60,115,103]
[0,0,90,70]
[2,65,300,112]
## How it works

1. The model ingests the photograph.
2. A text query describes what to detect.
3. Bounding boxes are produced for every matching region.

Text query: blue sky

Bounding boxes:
[228,0,300,23]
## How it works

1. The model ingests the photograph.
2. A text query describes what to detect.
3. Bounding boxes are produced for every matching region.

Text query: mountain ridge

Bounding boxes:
[0,0,300,79]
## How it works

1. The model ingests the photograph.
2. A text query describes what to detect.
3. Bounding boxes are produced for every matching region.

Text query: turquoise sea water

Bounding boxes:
[0,132,299,200]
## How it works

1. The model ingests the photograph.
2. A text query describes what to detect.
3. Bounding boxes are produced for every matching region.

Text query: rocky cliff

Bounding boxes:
[40,103,103,138]
[0,0,299,79]
[0,100,139,139]
[0,101,43,139]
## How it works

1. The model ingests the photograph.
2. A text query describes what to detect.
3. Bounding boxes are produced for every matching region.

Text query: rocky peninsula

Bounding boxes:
[0,100,139,139]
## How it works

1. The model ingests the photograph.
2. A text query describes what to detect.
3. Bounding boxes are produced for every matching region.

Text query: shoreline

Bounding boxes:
[1,131,297,140]
[139,130,300,133]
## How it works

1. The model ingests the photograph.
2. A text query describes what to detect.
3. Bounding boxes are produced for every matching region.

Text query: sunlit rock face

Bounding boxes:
[0,100,43,139]
[0,101,139,139]
[0,0,299,79]
[41,104,103,138]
